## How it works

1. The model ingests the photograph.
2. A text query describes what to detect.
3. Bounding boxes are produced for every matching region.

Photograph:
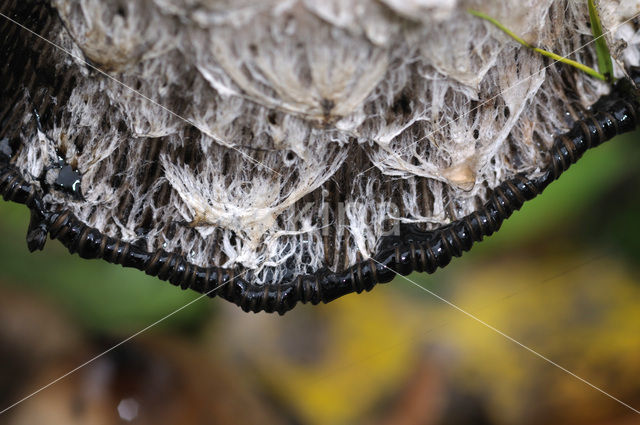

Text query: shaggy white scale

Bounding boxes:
[1,0,640,310]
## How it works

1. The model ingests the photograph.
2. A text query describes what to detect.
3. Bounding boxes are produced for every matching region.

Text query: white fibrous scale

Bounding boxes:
[14,0,640,283]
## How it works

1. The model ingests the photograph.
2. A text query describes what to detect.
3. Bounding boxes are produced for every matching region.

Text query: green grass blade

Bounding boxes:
[588,0,614,82]
[530,47,607,81]
[469,8,607,82]
[468,9,533,49]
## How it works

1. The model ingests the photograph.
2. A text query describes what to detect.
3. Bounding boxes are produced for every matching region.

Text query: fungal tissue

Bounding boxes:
[4,0,640,284]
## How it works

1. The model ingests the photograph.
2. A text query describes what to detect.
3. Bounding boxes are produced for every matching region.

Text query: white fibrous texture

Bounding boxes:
[13,0,640,283]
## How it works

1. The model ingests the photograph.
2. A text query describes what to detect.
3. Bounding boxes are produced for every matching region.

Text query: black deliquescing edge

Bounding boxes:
[1,74,639,315]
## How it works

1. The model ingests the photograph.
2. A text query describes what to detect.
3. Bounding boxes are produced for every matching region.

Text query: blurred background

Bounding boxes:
[0,131,639,425]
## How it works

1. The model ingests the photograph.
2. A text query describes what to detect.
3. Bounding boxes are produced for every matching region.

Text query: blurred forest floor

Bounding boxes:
[0,131,639,425]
